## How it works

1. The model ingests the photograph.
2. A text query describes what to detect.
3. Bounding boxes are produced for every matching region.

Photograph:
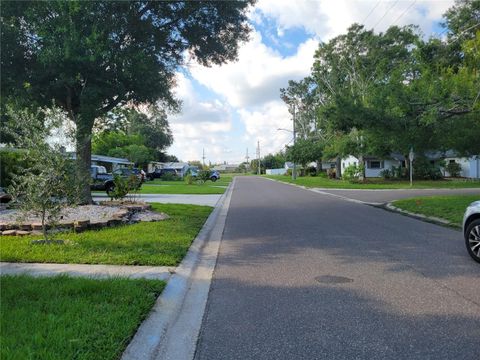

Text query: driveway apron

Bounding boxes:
[195,177,480,360]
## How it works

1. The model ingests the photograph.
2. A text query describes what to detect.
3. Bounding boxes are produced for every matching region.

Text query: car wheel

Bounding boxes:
[210,176,217,182]
[106,183,115,196]
[465,219,480,263]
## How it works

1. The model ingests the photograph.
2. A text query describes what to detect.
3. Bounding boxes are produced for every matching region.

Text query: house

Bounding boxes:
[342,154,405,178]
[427,151,480,179]
[163,162,190,177]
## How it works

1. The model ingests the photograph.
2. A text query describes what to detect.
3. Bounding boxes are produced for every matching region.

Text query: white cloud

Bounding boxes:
[255,0,455,40]
[189,31,317,108]
[239,100,294,156]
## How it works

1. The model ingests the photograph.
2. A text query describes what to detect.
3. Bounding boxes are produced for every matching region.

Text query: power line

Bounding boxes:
[372,0,399,29]
[361,1,381,25]
[392,0,417,26]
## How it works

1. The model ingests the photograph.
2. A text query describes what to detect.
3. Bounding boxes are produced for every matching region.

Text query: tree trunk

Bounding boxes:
[335,157,342,179]
[75,117,95,204]
[316,158,323,174]
[358,155,365,181]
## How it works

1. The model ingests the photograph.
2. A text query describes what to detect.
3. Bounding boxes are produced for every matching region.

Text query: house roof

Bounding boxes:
[69,152,133,165]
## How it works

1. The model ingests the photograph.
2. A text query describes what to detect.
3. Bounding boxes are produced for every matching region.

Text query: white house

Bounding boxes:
[342,154,405,178]
[443,155,480,179]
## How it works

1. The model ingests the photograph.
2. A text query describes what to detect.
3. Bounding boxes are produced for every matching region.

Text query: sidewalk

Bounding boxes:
[0,262,173,280]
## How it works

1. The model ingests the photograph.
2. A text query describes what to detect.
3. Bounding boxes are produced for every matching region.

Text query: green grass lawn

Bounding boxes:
[266,175,480,189]
[0,203,212,266]
[139,173,234,194]
[0,275,165,360]
[392,195,480,225]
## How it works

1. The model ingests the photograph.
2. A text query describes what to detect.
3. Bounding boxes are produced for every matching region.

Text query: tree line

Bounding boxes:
[280,0,480,178]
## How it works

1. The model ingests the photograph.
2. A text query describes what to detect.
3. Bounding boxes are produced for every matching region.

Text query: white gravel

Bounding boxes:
[0,205,123,224]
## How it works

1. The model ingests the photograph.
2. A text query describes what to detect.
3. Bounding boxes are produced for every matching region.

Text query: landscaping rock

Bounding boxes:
[2,230,16,236]
[19,224,32,231]
[16,230,31,236]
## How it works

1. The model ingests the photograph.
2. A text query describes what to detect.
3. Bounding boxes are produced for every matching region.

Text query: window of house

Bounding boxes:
[342,162,345,168]
[367,160,383,169]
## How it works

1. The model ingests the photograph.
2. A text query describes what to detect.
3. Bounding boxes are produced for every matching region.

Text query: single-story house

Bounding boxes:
[163,162,190,177]
[342,153,405,178]
[427,150,480,179]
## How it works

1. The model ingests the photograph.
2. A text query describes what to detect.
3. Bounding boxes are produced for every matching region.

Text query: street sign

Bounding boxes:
[409,148,414,162]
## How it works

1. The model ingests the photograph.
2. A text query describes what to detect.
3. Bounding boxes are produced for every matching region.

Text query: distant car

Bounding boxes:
[113,168,144,182]
[90,165,115,195]
[463,200,480,263]
[209,170,220,182]
[146,168,178,180]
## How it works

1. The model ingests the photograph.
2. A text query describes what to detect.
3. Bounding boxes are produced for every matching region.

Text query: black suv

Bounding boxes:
[146,168,178,180]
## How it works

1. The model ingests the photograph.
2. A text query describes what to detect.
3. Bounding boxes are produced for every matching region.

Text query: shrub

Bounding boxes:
[160,172,177,181]
[342,164,364,182]
[446,161,462,177]
[184,174,194,185]
[307,166,317,176]
[327,168,336,179]
[197,170,211,183]
[6,107,79,241]
[379,169,392,179]
[110,174,141,200]
[0,150,27,188]
[413,158,443,180]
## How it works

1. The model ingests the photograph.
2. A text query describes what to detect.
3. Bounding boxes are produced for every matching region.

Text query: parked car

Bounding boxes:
[113,167,145,183]
[185,168,220,182]
[90,165,115,195]
[463,200,480,263]
[146,168,178,180]
[209,170,220,182]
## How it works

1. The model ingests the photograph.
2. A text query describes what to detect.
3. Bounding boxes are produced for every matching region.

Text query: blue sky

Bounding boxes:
[167,0,455,165]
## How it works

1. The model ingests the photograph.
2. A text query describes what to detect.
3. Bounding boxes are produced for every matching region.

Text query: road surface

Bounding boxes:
[195,177,480,360]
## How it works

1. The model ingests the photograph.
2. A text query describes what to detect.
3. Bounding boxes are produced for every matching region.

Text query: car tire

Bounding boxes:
[465,219,480,263]
[210,176,217,182]
[106,183,115,196]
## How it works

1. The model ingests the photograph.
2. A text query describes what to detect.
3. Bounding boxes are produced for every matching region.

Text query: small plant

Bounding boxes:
[327,168,336,179]
[6,106,79,242]
[306,166,317,176]
[380,169,392,179]
[196,170,211,184]
[342,164,365,182]
[110,174,141,201]
[160,172,177,181]
[184,174,194,185]
[446,161,462,177]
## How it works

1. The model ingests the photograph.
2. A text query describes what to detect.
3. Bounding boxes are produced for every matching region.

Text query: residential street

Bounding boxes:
[195,177,480,360]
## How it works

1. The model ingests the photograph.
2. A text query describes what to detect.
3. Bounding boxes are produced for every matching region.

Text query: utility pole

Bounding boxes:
[257,141,261,175]
[245,148,250,174]
[202,148,206,168]
[292,103,297,180]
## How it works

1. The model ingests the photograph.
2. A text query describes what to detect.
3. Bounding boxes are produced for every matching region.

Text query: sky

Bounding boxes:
[167,0,455,165]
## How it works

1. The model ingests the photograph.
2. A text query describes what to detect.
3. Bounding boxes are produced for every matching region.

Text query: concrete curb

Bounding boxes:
[121,178,235,360]
[0,262,172,280]
[384,202,460,229]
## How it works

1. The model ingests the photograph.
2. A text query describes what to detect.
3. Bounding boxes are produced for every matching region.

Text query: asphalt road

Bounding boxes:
[195,177,480,360]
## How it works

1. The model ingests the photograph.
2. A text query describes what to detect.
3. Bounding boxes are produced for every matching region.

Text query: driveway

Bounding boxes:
[195,177,480,359]
[93,193,221,207]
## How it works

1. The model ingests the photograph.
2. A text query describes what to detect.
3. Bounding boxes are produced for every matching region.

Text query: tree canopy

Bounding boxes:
[1,0,255,202]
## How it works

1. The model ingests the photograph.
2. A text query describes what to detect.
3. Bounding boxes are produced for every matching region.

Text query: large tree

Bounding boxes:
[1,0,254,202]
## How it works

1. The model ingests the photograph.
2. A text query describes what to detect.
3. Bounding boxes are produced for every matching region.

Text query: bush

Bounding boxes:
[184,174,194,185]
[306,166,317,176]
[0,150,27,188]
[327,168,336,179]
[379,169,392,179]
[446,161,462,177]
[197,170,211,183]
[342,164,365,182]
[413,158,443,180]
[159,172,177,181]
[110,174,141,200]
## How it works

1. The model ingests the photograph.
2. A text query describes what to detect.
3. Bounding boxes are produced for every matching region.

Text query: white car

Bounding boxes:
[463,200,480,263]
